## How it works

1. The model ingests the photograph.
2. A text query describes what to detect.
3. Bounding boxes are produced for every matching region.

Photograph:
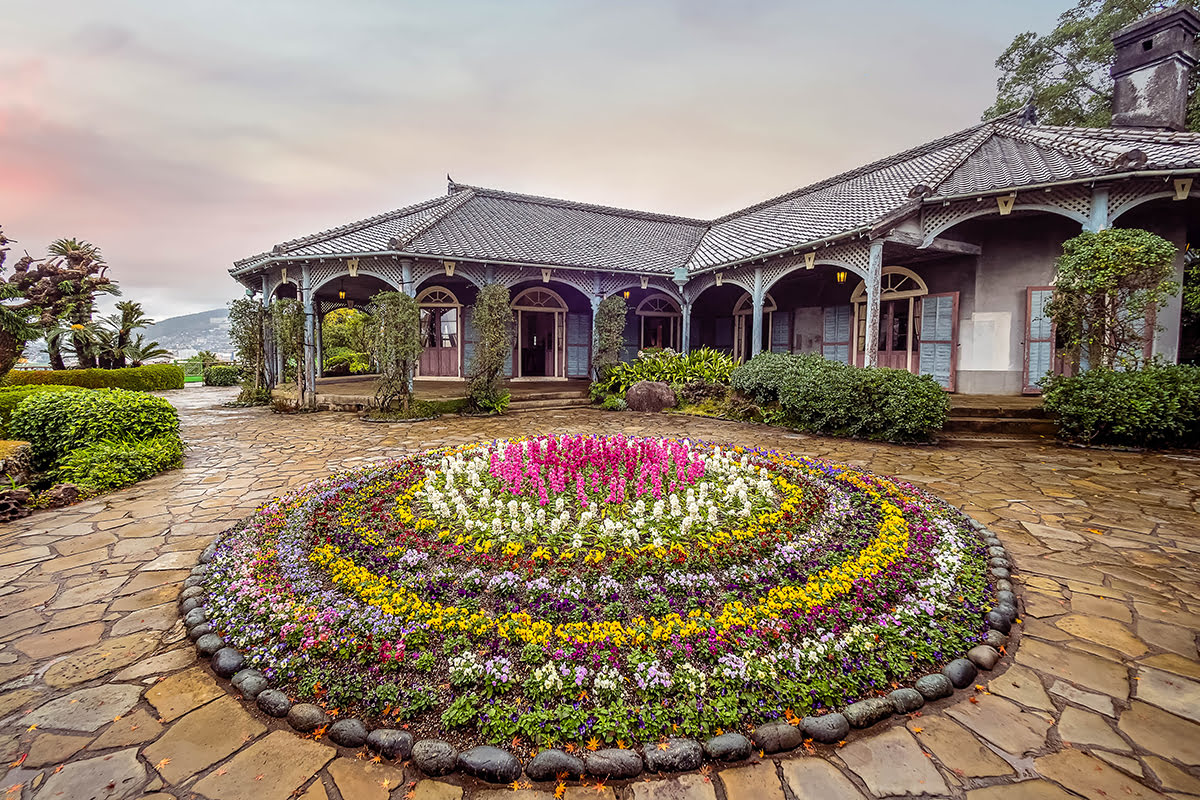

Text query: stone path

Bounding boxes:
[1,384,1198,800]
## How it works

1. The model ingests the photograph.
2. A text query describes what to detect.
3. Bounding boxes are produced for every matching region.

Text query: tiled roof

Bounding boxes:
[233,110,1200,276]
[405,185,709,274]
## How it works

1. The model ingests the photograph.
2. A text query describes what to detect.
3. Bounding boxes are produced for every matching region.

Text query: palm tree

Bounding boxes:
[45,238,119,368]
[97,301,153,368]
[128,335,171,366]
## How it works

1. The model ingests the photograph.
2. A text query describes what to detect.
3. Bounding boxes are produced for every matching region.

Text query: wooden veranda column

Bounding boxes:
[750,266,764,358]
[680,302,692,354]
[301,264,316,409]
[864,240,884,368]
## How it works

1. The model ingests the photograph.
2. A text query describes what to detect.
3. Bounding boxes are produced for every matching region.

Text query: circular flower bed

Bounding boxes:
[204,435,995,750]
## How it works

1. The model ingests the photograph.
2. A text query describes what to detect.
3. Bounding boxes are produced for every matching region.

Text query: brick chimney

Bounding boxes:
[1111,6,1200,130]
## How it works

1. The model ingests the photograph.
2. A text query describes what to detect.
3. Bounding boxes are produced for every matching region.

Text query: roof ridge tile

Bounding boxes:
[270,195,454,255]
[446,182,710,226]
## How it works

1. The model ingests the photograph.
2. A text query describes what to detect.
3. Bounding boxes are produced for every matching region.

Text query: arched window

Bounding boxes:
[635,293,682,350]
[849,267,930,373]
[512,288,568,311]
[731,292,776,361]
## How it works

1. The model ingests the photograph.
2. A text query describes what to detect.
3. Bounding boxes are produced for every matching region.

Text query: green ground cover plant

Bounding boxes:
[592,347,736,399]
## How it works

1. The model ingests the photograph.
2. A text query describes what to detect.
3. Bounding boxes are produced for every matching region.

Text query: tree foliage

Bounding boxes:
[229,297,269,400]
[1046,228,1178,368]
[0,228,117,374]
[271,298,307,403]
[985,0,1200,129]
[592,295,629,379]
[466,284,514,413]
[323,307,375,353]
[371,292,423,412]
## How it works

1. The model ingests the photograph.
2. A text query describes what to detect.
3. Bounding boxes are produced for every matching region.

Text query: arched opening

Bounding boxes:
[636,293,682,351]
[850,267,928,371]
[511,286,571,379]
[416,285,462,378]
[320,307,374,377]
[732,291,776,362]
[312,274,397,380]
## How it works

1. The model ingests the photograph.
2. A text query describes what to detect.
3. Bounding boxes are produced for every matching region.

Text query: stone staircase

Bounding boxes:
[506,387,593,412]
[941,397,1057,441]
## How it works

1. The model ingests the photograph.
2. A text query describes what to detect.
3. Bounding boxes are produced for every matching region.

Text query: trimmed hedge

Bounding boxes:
[1041,364,1200,448]
[730,353,949,443]
[55,436,184,492]
[4,364,185,391]
[10,389,181,470]
[203,365,242,386]
[0,385,86,439]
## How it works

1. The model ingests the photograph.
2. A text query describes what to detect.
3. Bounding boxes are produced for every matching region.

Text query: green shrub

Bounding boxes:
[730,352,948,443]
[0,385,86,438]
[591,347,736,397]
[323,347,371,376]
[56,436,183,492]
[729,352,806,404]
[599,395,627,411]
[4,364,185,391]
[10,389,180,469]
[203,365,242,386]
[467,284,514,413]
[1041,363,1200,447]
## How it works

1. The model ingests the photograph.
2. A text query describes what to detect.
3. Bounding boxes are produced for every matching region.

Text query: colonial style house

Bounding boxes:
[232,7,1200,396]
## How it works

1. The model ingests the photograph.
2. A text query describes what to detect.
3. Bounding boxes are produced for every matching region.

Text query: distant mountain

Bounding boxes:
[144,307,232,359]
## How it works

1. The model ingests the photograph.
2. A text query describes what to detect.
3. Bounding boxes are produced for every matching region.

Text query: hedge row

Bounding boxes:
[0,385,86,438]
[4,364,185,391]
[203,365,242,386]
[729,352,950,443]
[1041,364,1200,448]
[10,389,182,477]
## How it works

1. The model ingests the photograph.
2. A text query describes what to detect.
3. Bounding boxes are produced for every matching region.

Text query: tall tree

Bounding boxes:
[985,0,1200,129]
[0,228,116,374]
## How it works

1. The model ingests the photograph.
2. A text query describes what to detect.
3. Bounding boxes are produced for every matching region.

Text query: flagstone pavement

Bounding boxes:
[1,384,1198,800]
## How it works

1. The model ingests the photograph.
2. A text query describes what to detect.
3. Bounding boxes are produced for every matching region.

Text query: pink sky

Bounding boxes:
[2,0,1063,320]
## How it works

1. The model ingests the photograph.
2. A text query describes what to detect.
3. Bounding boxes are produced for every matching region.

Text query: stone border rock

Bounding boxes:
[181,510,1020,784]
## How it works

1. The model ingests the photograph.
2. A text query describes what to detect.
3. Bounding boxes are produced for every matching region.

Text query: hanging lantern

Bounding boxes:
[622,290,630,299]
[338,279,346,300]
[836,270,848,284]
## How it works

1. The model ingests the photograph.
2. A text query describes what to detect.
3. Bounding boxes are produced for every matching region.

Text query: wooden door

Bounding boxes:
[916,292,958,391]
[876,300,911,370]
[1023,286,1055,394]
[419,306,459,377]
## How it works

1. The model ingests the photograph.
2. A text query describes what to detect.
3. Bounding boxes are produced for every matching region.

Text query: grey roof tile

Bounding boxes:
[233,112,1200,277]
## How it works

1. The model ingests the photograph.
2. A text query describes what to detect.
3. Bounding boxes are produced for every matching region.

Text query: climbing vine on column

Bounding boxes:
[371,291,423,413]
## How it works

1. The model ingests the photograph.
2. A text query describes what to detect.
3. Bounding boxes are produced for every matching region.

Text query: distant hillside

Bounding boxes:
[145,307,232,359]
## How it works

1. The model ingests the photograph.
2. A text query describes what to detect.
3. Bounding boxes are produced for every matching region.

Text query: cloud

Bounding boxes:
[2,0,1064,319]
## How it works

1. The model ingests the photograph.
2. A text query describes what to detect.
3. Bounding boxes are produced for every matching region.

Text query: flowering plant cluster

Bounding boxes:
[204,435,991,749]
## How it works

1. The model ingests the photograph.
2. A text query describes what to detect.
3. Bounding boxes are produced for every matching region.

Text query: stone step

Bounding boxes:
[507,397,593,412]
[949,404,1048,420]
[942,416,1057,437]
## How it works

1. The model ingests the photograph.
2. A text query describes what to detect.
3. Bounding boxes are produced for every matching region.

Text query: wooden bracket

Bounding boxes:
[346,258,359,277]
[997,195,1016,215]
[280,267,287,283]
[541,268,551,283]
[1175,177,1193,201]
[804,252,815,270]
[714,272,723,287]
[443,260,456,277]
[640,275,649,289]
